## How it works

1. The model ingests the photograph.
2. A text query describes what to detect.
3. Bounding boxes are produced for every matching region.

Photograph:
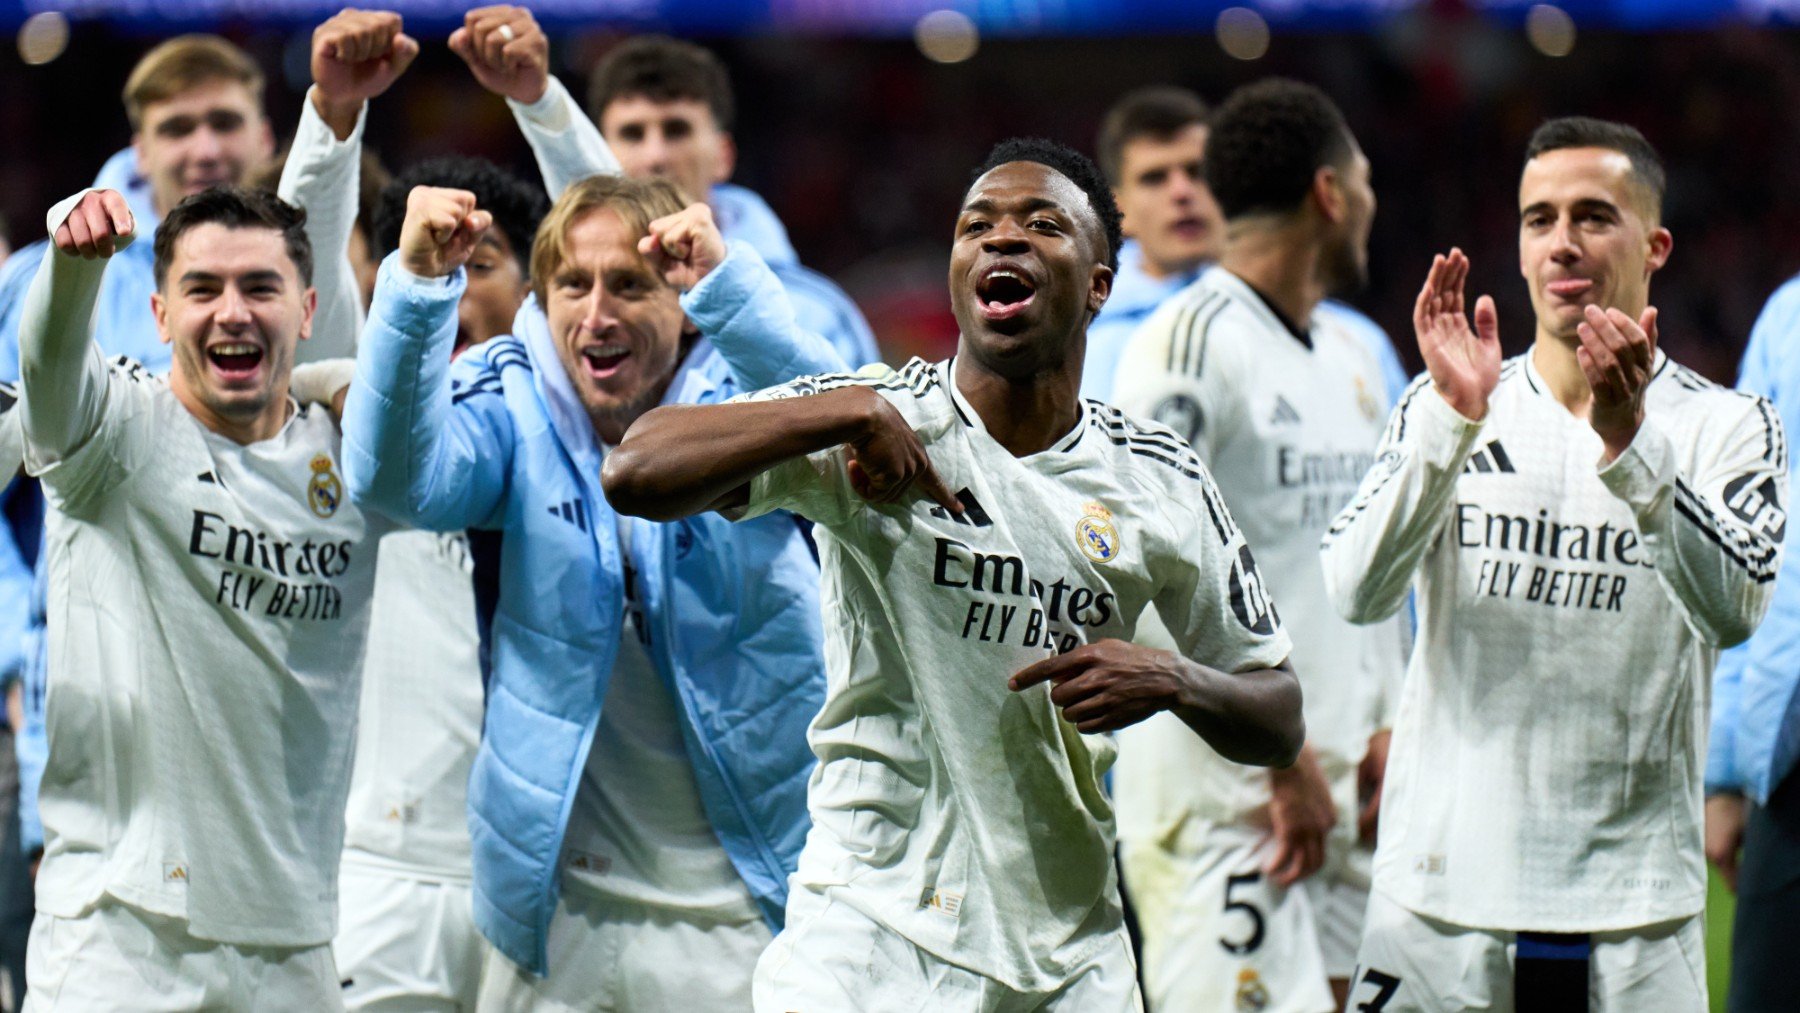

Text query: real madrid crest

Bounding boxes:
[1076,501,1121,563]
[308,453,343,518]
[1234,968,1270,1012]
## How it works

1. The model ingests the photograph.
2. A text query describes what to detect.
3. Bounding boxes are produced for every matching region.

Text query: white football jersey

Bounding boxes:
[1111,266,1408,839]
[342,529,482,882]
[27,352,386,947]
[735,357,1292,991]
[1322,350,1786,931]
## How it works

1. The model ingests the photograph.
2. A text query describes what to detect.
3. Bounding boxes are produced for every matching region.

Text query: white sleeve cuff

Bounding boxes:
[44,189,136,252]
[1416,384,1487,467]
[297,88,368,151]
[506,75,573,134]
[1597,416,1678,512]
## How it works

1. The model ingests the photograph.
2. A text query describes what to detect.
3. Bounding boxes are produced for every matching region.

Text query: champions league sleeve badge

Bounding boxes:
[308,454,343,519]
[1077,501,1121,563]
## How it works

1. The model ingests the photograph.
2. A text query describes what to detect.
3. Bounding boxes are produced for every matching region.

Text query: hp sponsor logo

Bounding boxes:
[1724,473,1787,541]
[1228,545,1278,635]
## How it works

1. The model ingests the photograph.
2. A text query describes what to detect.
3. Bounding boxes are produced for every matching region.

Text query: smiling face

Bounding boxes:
[1115,124,1223,277]
[153,223,313,429]
[1518,146,1672,344]
[544,208,688,443]
[951,161,1113,378]
[599,96,735,207]
[134,78,273,218]
[457,231,530,358]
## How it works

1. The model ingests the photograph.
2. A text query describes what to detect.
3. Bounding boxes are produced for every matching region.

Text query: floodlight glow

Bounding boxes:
[18,11,70,66]
[916,10,979,65]
[1216,7,1270,62]
[1527,5,1577,58]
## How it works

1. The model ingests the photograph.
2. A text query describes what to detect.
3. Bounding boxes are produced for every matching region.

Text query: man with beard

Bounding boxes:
[278,10,641,1007]
[344,176,842,1008]
[601,137,1305,1010]
[1110,79,1407,1012]
[0,43,314,943]
[1084,85,1407,406]
[584,35,879,367]
[17,185,389,1009]
[1326,118,1784,1010]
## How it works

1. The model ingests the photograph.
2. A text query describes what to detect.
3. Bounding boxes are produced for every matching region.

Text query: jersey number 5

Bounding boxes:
[1219,871,1266,954]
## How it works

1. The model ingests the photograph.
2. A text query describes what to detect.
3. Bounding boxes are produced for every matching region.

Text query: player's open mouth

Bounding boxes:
[1170,216,1208,240]
[975,266,1037,322]
[1546,278,1594,299]
[206,341,264,380]
[581,344,631,379]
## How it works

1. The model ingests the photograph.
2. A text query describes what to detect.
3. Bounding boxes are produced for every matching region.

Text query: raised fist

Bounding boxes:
[53,190,135,260]
[638,203,728,293]
[311,9,420,136]
[449,6,550,105]
[398,187,492,280]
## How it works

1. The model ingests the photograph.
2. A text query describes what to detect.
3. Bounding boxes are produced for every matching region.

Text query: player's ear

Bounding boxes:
[151,290,171,346]
[713,131,737,185]
[1645,226,1673,275]
[1087,262,1114,315]
[254,115,275,163]
[299,286,317,343]
[1312,164,1347,226]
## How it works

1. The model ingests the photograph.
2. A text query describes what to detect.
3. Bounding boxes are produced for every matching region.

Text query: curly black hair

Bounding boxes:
[372,157,549,272]
[971,137,1123,274]
[1203,79,1354,222]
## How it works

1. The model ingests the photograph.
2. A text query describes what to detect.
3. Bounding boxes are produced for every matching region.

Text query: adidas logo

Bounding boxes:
[930,488,993,527]
[548,499,589,532]
[1268,396,1301,426]
[1463,439,1516,474]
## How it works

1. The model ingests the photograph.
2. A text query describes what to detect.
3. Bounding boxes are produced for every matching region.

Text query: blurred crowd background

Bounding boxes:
[4,3,1800,380]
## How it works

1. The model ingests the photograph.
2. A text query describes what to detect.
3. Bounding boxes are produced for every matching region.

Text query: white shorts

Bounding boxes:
[333,864,482,1011]
[23,901,341,1012]
[478,887,771,1012]
[1301,840,1371,980]
[1121,829,1358,1013]
[1351,889,1707,1012]
[753,883,1142,1013]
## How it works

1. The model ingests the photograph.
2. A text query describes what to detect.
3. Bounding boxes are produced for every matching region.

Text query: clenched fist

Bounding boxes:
[53,190,136,260]
[311,9,420,139]
[398,187,492,279]
[449,6,550,105]
[637,203,728,293]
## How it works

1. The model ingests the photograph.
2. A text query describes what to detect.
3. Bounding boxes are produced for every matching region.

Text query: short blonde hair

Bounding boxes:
[530,175,687,305]
[123,35,265,130]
